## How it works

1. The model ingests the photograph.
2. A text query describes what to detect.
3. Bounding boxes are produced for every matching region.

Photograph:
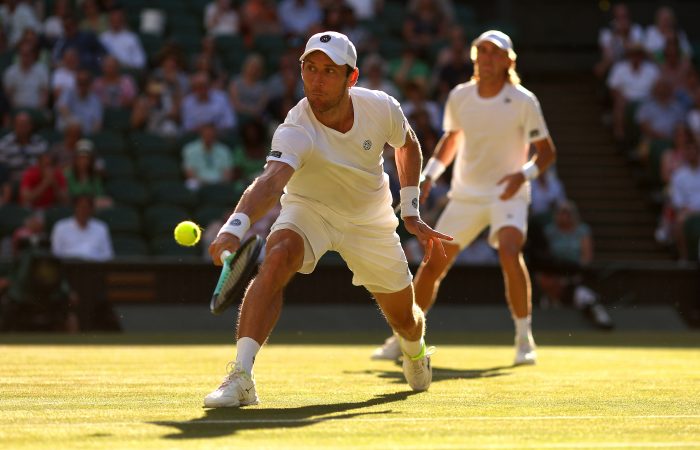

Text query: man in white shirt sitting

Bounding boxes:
[51,195,114,261]
[99,8,146,70]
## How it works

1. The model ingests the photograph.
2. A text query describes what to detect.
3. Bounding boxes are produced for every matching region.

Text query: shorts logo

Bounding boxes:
[504,97,511,103]
[362,139,372,151]
[269,150,282,158]
[230,219,242,226]
[320,35,331,43]
[412,198,418,209]
[529,129,540,138]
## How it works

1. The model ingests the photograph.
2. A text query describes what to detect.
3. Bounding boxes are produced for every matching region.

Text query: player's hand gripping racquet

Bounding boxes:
[210,234,264,315]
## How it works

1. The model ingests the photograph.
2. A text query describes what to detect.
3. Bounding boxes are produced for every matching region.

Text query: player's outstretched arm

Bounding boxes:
[209,161,294,265]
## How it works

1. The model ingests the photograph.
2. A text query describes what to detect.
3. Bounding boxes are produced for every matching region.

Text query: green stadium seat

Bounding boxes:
[143,204,190,237]
[193,204,228,227]
[136,154,182,181]
[44,205,73,231]
[382,2,406,35]
[103,108,132,132]
[102,154,136,179]
[150,180,197,208]
[37,128,63,144]
[454,4,477,26]
[197,183,243,207]
[112,235,149,257]
[130,131,177,155]
[0,50,14,74]
[683,214,700,261]
[88,130,128,154]
[139,33,164,58]
[105,179,150,207]
[150,234,201,258]
[97,205,142,235]
[0,204,32,237]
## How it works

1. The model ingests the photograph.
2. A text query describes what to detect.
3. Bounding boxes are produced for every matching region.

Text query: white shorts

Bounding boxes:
[435,195,529,249]
[269,198,412,294]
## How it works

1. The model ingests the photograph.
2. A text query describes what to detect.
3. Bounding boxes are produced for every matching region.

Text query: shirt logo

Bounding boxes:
[529,129,540,138]
[362,139,372,151]
[269,150,282,158]
[504,97,511,103]
[320,35,331,43]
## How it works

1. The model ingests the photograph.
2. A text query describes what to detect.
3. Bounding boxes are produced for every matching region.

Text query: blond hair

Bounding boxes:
[470,45,521,85]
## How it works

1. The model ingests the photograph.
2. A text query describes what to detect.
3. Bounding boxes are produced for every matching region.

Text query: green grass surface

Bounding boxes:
[1,332,699,449]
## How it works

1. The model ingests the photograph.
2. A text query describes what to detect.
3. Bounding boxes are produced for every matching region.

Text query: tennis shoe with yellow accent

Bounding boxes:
[371,334,401,361]
[514,334,537,366]
[204,362,259,408]
[402,344,435,391]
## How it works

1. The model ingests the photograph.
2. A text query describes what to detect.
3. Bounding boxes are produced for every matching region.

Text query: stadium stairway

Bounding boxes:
[528,77,672,262]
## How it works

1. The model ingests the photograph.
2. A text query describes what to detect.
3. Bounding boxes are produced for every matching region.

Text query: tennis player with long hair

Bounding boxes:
[204,31,452,408]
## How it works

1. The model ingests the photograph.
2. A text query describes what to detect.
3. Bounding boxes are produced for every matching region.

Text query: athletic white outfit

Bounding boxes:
[267,87,412,294]
[436,80,549,248]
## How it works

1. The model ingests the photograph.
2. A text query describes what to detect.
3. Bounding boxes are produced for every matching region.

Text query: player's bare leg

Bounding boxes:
[371,241,459,361]
[497,226,536,365]
[374,285,434,391]
[204,229,304,407]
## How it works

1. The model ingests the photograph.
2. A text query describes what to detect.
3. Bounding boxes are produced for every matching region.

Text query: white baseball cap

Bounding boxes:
[299,31,357,69]
[470,29,517,61]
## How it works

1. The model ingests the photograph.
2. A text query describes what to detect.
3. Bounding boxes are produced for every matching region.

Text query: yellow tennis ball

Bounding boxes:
[174,221,201,246]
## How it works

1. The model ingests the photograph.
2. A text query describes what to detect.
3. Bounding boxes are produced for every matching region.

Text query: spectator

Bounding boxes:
[402,0,449,53]
[99,8,146,70]
[340,5,370,54]
[19,151,68,210]
[356,53,401,100]
[205,0,240,36]
[407,107,439,159]
[239,0,281,43]
[182,123,234,190]
[181,72,236,133]
[190,36,227,88]
[55,69,103,134]
[11,210,46,257]
[687,89,700,143]
[2,39,49,111]
[130,79,180,137]
[79,0,108,34]
[643,6,693,62]
[52,14,106,74]
[662,123,695,186]
[659,36,692,91]
[42,0,71,44]
[229,53,268,121]
[0,112,48,184]
[594,2,644,79]
[278,0,322,38]
[388,45,430,92]
[266,50,304,101]
[50,119,82,169]
[635,78,686,160]
[669,142,700,260]
[92,55,137,108]
[401,81,441,132]
[606,42,660,141]
[344,0,380,20]
[18,27,52,69]
[232,119,268,182]
[530,169,567,222]
[0,0,41,47]
[51,194,113,262]
[534,200,613,329]
[433,26,472,103]
[63,139,111,209]
[50,47,79,101]
[152,52,190,104]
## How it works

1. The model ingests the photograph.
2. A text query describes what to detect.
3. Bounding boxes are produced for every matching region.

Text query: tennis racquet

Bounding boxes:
[210,234,264,315]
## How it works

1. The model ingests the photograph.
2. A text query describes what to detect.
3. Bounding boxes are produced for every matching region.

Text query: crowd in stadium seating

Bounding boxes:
[597,3,700,261]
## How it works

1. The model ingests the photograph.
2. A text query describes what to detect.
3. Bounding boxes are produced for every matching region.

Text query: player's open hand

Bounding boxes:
[403,216,453,263]
[208,233,241,266]
[497,172,526,200]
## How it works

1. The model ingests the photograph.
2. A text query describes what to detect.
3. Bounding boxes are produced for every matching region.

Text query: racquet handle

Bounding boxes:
[220,250,232,264]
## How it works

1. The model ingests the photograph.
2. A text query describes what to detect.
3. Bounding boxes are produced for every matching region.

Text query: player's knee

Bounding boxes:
[498,244,521,268]
[263,239,303,274]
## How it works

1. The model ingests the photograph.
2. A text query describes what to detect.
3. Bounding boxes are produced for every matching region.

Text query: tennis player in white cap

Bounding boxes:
[203,31,452,407]
[371,30,557,366]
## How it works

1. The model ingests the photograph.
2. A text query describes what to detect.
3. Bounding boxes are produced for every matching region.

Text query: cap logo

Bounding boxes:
[320,35,331,43]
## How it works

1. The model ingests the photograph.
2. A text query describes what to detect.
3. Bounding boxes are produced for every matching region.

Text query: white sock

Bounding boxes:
[514,316,532,340]
[235,337,261,375]
[399,336,424,358]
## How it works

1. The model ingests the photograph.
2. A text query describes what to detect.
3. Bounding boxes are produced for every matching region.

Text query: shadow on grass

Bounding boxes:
[152,390,419,440]
[347,363,513,386]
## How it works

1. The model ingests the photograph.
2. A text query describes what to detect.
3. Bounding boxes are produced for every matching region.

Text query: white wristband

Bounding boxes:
[400,186,420,218]
[422,157,446,181]
[521,161,540,181]
[218,212,251,240]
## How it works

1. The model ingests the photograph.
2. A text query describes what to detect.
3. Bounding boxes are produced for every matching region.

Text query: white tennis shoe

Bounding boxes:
[204,362,259,408]
[514,334,537,366]
[371,334,402,360]
[402,344,435,391]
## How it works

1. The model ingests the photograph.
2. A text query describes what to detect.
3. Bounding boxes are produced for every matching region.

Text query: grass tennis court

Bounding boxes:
[1,332,699,449]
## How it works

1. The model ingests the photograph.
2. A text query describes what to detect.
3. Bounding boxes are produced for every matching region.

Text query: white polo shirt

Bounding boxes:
[267,87,408,224]
[443,80,549,199]
[51,217,114,261]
